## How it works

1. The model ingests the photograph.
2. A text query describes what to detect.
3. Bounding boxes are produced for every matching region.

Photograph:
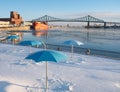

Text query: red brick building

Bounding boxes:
[10,11,23,25]
[0,11,23,26]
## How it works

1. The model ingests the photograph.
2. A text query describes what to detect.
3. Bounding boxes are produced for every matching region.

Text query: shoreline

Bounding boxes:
[0,26,30,31]
[46,43,120,60]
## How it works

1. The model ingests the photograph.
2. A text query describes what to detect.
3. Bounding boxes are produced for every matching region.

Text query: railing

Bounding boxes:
[46,44,120,60]
[1,41,120,60]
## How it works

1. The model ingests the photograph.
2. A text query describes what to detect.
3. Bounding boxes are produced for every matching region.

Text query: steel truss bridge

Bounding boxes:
[32,15,120,28]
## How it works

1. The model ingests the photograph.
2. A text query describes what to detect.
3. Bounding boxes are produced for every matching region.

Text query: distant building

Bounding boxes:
[0,11,23,26]
[10,11,23,26]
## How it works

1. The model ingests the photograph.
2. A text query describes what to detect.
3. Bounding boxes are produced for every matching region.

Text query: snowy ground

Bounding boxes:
[0,43,120,92]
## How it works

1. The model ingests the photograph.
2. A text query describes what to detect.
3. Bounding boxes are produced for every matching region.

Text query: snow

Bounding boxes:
[0,43,120,92]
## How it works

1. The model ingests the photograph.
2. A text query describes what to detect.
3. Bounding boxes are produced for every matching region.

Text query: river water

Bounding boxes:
[20,27,120,53]
[1,27,119,58]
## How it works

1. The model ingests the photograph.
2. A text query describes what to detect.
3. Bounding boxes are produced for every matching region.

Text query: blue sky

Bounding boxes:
[0,0,120,21]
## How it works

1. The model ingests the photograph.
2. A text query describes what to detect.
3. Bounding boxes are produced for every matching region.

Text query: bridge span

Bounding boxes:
[32,15,120,28]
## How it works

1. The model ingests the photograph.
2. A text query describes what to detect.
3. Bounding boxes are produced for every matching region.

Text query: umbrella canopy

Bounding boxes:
[18,40,43,46]
[25,50,67,90]
[25,50,67,62]
[6,35,19,40]
[63,40,84,58]
[63,40,84,46]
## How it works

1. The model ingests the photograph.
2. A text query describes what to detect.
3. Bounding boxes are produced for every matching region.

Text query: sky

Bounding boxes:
[0,0,120,21]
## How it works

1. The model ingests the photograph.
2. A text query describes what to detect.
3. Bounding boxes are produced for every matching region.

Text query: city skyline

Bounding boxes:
[0,0,120,22]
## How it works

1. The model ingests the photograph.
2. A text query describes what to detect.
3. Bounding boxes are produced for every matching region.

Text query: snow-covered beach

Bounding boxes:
[0,43,120,92]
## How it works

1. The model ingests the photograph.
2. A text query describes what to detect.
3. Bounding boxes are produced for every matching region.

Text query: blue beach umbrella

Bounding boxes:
[25,50,67,90]
[6,35,19,44]
[19,40,44,53]
[26,50,67,62]
[6,35,19,40]
[18,40,43,47]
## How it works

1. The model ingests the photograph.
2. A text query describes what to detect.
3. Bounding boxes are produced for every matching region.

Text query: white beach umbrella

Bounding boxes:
[63,40,84,58]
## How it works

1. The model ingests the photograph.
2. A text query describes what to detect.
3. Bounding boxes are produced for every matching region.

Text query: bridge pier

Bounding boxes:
[104,22,106,28]
[87,21,90,28]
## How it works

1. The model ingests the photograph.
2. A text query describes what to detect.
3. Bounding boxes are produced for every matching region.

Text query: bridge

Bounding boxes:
[32,15,120,28]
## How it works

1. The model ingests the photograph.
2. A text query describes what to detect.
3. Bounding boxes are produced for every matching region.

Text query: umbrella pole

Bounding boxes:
[46,61,48,90]
[29,46,31,53]
[71,45,73,59]
[42,42,47,49]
